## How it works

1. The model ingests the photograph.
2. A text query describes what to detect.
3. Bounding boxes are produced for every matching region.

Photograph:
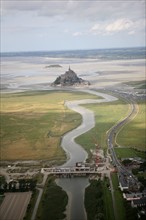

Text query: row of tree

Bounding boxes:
[0,179,37,193]
[84,179,105,220]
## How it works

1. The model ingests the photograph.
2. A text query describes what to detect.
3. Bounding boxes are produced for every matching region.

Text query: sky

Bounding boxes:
[0,0,145,52]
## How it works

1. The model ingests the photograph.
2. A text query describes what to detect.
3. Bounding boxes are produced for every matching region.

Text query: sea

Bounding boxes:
[1,47,145,60]
[1,47,145,92]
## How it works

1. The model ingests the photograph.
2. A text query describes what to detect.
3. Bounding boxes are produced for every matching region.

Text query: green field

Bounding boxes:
[0,90,145,161]
[114,148,146,160]
[111,173,138,220]
[102,177,114,220]
[125,80,146,89]
[111,173,126,220]
[76,99,145,157]
[76,100,129,154]
[116,101,146,151]
[0,90,97,161]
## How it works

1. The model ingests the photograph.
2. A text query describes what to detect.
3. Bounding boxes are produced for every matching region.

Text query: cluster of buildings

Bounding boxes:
[117,157,146,217]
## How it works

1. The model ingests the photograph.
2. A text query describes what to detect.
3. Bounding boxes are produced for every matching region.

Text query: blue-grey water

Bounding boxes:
[57,177,89,220]
[1,47,145,92]
[1,47,145,60]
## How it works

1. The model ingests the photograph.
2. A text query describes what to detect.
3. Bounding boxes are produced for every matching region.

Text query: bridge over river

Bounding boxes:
[41,166,103,175]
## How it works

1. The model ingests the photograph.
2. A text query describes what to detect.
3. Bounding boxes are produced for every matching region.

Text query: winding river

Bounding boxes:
[57,89,118,220]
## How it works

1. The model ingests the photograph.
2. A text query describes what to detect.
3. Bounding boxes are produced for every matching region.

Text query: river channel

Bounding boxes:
[56,89,117,220]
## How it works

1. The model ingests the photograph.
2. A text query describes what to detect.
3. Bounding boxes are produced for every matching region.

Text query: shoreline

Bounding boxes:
[1,57,145,94]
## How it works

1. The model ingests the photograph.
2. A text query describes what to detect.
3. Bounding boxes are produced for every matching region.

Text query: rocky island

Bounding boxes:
[45,64,62,68]
[52,67,90,86]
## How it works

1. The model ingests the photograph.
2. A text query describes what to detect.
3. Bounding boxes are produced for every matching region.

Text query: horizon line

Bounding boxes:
[1,46,145,54]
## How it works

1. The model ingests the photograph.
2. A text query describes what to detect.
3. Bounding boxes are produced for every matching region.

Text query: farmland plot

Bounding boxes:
[0,192,32,220]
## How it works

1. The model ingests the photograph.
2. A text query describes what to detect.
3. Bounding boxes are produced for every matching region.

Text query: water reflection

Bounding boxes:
[57,177,89,220]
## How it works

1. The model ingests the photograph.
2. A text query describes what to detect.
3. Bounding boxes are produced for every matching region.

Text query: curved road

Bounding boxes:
[107,93,139,173]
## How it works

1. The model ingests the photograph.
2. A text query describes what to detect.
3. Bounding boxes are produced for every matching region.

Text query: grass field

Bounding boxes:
[102,177,114,220]
[111,173,126,220]
[125,80,146,89]
[76,100,129,153]
[111,173,138,220]
[116,101,146,151]
[114,148,146,160]
[76,99,145,157]
[0,90,145,161]
[0,90,97,161]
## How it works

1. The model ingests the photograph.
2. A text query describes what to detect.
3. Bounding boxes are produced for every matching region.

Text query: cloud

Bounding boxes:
[73,32,83,37]
[71,18,141,37]
[128,31,135,35]
[1,0,145,51]
[1,0,145,36]
[105,19,133,32]
[90,18,145,36]
[64,29,70,33]
[1,0,145,21]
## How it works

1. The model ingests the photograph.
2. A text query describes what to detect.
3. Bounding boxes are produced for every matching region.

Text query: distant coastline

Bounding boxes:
[1,47,145,93]
[1,47,145,60]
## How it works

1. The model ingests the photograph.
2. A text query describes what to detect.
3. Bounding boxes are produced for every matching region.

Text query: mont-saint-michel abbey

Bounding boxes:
[0,1,146,220]
[52,66,90,86]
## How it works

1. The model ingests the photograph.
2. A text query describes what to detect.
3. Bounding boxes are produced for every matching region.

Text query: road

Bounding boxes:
[106,91,139,183]
[31,173,48,220]
[31,188,43,220]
